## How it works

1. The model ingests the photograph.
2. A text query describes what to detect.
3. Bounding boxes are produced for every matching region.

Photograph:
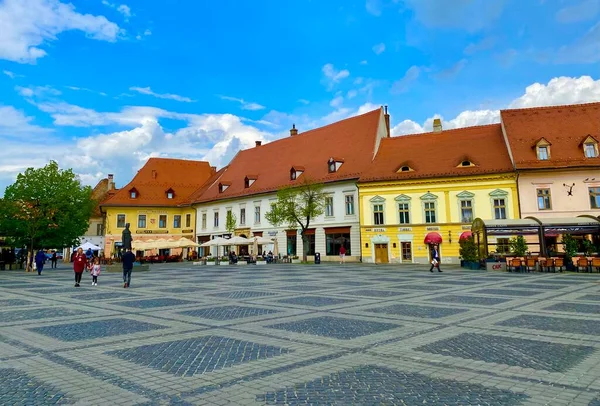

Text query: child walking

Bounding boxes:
[89,257,101,286]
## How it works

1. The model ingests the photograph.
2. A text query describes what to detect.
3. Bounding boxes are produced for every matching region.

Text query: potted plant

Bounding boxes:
[291,255,301,264]
[459,236,478,269]
[509,236,528,257]
[206,257,216,266]
[562,234,578,271]
[220,256,229,265]
[583,239,595,257]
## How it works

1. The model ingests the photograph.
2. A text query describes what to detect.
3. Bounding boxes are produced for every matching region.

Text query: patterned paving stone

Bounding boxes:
[70,292,140,301]
[366,303,469,319]
[116,298,198,308]
[0,307,88,323]
[0,368,74,405]
[508,283,566,290]
[429,280,483,286]
[179,305,279,320]
[108,335,290,376]
[30,287,79,294]
[392,284,450,291]
[471,288,542,297]
[266,316,399,339]
[334,280,373,286]
[257,365,528,405]
[30,318,167,341]
[1,283,59,289]
[579,294,600,301]
[590,397,600,406]
[415,333,595,372]
[343,289,405,298]
[497,315,600,336]
[276,285,330,292]
[157,286,206,294]
[0,299,35,307]
[427,295,511,305]
[208,290,278,299]
[543,302,600,314]
[276,296,356,307]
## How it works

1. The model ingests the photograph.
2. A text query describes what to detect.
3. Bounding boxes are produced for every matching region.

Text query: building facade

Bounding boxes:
[100,158,215,257]
[501,102,600,252]
[358,123,518,264]
[191,108,390,262]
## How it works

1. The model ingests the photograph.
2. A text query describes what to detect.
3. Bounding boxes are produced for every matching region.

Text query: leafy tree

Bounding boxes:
[561,234,579,260]
[582,238,596,256]
[265,178,326,262]
[459,236,478,262]
[0,161,95,271]
[225,210,237,234]
[509,235,528,257]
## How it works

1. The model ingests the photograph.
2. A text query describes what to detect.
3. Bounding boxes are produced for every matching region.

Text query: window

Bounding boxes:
[424,202,436,223]
[244,177,256,188]
[401,242,412,261]
[461,160,472,167]
[590,187,600,209]
[117,214,126,228]
[326,233,350,255]
[325,196,334,217]
[138,215,146,229]
[218,183,230,193]
[496,238,510,254]
[345,195,355,215]
[538,146,549,160]
[401,166,410,172]
[398,203,410,224]
[328,159,336,173]
[290,170,297,180]
[96,224,103,236]
[213,212,219,228]
[159,215,167,228]
[201,213,207,229]
[130,191,137,198]
[167,191,174,199]
[240,208,246,225]
[305,234,316,255]
[493,198,507,219]
[254,206,261,224]
[373,204,384,225]
[460,200,473,223]
[173,215,181,228]
[286,234,297,256]
[585,143,598,158]
[537,188,552,210]
[185,214,191,228]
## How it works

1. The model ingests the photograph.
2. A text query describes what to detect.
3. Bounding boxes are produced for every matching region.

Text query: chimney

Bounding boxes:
[290,124,298,136]
[433,118,442,133]
[107,174,115,191]
[151,170,157,179]
[210,166,216,173]
[255,140,262,147]
[384,105,390,137]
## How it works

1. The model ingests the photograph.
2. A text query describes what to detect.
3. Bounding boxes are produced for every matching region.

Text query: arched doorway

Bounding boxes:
[371,235,390,264]
[424,232,443,262]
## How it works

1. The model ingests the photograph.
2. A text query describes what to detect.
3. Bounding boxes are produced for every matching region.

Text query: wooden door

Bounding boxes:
[375,244,389,264]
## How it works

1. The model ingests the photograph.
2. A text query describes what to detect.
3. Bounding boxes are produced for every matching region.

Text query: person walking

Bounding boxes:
[429,245,442,273]
[339,246,346,264]
[73,248,87,287]
[35,249,46,276]
[89,257,101,286]
[51,251,58,269]
[122,248,135,288]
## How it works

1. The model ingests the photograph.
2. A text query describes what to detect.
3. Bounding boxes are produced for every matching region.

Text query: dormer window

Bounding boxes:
[328,158,344,173]
[582,135,599,158]
[458,160,475,167]
[165,188,175,199]
[244,176,257,188]
[218,182,230,193]
[129,188,138,199]
[290,166,304,181]
[534,137,551,160]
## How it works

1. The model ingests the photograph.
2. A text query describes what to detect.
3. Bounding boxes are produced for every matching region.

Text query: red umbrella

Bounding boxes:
[424,232,443,245]
[459,231,472,241]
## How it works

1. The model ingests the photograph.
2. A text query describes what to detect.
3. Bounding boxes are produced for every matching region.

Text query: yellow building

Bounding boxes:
[358,122,519,264]
[99,158,215,258]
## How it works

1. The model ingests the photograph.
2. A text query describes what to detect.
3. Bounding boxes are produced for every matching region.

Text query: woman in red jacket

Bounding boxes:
[73,248,87,287]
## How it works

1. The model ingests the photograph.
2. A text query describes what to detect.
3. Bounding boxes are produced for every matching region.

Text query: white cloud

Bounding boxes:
[391,65,420,94]
[0,105,51,137]
[330,96,344,108]
[3,70,18,79]
[401,0,506,32]
[322,63,350,90]
[347,90,358,99]
[130,86,194,103]
[0,0,121,63]
[101,0,132,19]
[464,37,496,55]
[15,85,61,98]
[366,0,382,16]
[435,59,467,79]
[372,43,386,55]
[219,95,265,111]
[360,60,368,65]
[136,29,151,40]
[298,99,310,105]
[391,75,600,135]
[556,0,599,23]
[555,21,600,64]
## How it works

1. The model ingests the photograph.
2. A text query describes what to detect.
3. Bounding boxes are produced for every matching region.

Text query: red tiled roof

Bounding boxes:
[192,108,385,203]
[359,124,514,182]
[501,102,600,169]
[90,178,111,217]
[101,158,215,207]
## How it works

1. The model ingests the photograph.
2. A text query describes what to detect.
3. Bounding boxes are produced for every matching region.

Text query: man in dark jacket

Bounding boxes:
[35,249,46,275]
[122,248,136,288]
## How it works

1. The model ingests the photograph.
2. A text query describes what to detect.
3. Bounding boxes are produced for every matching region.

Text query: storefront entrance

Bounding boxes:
[375,243,389,264]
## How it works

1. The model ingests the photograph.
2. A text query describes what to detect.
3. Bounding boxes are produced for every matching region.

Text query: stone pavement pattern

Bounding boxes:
[2,264,600,405]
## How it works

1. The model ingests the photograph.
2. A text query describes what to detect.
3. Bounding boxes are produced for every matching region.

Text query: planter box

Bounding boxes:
[192,261,205,265]
[256,260,267,265]
[206,261,216,266]
[291,259,301,264]
[236,262,248,265]
[219,262,229,266]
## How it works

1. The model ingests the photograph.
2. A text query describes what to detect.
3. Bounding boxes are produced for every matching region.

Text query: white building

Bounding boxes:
[191,107,390,262]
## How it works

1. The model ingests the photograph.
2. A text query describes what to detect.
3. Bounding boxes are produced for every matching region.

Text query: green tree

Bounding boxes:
[265,178,326,262]
[459,236,478,262]
[225,210,237,234]
[0,161,95,271]
[561,234,579,260]
[509,235,528,257]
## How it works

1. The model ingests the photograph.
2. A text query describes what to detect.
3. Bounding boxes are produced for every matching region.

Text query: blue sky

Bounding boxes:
[0,0,599,192]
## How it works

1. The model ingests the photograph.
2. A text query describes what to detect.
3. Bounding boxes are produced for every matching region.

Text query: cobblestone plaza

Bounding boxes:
[2,264,600,405]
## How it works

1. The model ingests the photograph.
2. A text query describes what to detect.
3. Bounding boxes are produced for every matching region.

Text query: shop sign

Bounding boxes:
[373,228,386,232]
[182,229,194,234]
[268,231,278,236]
[136,230,169,234]
[398,227,412,231]
[426,226,440,231]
